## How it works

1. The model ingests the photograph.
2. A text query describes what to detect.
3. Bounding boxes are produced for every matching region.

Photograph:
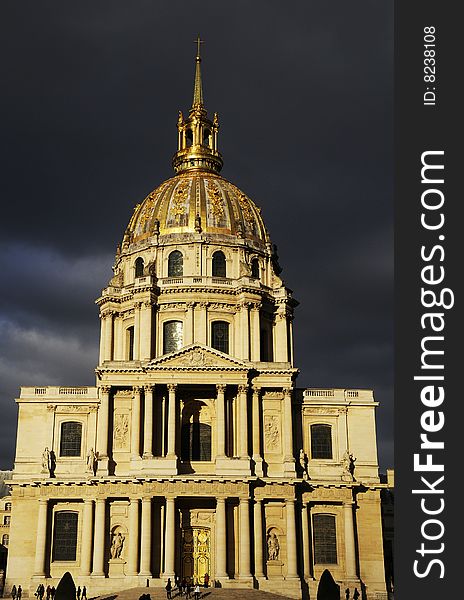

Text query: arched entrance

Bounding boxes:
[181,526,211,584]
[317,569,340,600]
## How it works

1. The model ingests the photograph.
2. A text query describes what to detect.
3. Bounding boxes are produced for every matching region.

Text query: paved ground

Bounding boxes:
[98,586,296,600]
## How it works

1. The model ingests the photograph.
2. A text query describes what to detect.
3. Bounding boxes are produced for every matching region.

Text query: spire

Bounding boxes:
[192,35,204,109]
[172,38,223,175]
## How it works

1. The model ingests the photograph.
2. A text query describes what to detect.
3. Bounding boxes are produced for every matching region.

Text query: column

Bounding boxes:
[253,499,264,578]
[344,501,358,579]
[143,385,154,458]
[250,303,261,362]
[240,302,250,360]
[131,386,142,459]
[92,499,106,576]
[274,311,288,362]
[301,501,311,579]
[167,384,177,459]
[239,498,251,578]
[215,498,228,578]
[96,386,110,463]
[195,302,208,345]
[104,311,114,361]
[238,385,249,459]
[140,497,152,576]
[33,499,48,576]
[185,302,195,346]
[283,388,295,463]
[252,386,263,475]
[286,499,298,578]
[216,384,226,459]
[164,497,176,578]
[134,302,141,360]
[80,499,94,576]
[114,314,123,360]
[127,498,140,575]
[139,302,152,361]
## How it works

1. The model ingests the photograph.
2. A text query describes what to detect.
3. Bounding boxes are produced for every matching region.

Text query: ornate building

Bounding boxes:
[5,47,387,599]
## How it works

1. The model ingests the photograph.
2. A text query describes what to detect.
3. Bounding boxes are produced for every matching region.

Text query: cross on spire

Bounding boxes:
[194,35,204,59]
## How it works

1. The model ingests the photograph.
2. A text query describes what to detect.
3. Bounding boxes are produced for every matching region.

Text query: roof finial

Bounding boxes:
[192,35,204,109]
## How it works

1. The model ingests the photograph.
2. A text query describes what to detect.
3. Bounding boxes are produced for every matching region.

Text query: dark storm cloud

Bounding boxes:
[0,1,393,468]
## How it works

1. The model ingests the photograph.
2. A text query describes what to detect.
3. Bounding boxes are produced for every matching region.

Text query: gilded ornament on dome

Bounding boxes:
[205,179,227,227]
[167,179,190,227]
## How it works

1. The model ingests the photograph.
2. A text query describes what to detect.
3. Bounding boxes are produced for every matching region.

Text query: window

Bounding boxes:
[313,514,337,564]
[59,422,82,457]
[212,251,226,277]
[211,321,229,354]
[5,502,11,511]
[251,258,260,278]
[310,424,333,459]
[2,534,8,547]
[3,516,10,525]
[53,511,78,561]
[135,257,144,277]
[127,326,134,360]
[181,423,212,461]
[163,321,183,354]
[168,250,183,276]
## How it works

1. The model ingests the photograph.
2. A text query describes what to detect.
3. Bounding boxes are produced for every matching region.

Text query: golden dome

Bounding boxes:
[125,171,269,245]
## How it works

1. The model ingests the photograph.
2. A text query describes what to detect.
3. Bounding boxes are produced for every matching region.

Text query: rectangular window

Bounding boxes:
[313,514,337,564]
[59,422,83,457]
[53,512,78,561]
[310,424,333,459]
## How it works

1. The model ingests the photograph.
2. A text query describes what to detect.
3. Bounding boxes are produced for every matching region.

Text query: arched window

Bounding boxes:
[251,258,260,278]
[2,534,9,547]
[313,514,337,564]
[212,251,226,277]
[5,502,11,511]
[211,321,229,354]
[3,516,10,525]
[135,257,144,277]
[59,422,82,457]
[168,251,183,277]
[163,321,183,354]
[53,511,78,561]
[310,424,333,459]
[126,326,134,360]
[181,422,212,461]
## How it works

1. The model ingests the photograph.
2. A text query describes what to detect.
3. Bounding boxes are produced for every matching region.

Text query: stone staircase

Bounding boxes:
[97,586,297,600]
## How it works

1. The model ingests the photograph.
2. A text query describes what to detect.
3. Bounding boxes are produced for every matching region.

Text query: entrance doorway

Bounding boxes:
[181,527,211,584]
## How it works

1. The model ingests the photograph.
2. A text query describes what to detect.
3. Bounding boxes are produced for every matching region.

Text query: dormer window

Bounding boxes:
[251,258,260,279]
[135,257,144,278]
[212,251,226,277]
[168,251,183,277]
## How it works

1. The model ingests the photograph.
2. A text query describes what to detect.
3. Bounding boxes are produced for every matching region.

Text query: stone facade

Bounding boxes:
[4,50,388,600]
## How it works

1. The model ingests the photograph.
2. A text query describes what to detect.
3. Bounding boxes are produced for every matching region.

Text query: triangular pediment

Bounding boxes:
[147,344,249,370]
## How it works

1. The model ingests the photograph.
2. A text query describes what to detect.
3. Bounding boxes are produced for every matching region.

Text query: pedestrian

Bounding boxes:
[181,578,187,595]
[165,578,172,600]
[345,588,350,600]
[82,587,87,600]
[77,586,81,600]
[11,585,17,600]
[186,581,192,599]
[50,587,56,600]
[17,586,22,600]
[194,582,201,600]
[353,588,360,600]
[204,573,209,588]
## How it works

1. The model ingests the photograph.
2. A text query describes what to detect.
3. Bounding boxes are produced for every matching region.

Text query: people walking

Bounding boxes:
[193,582,201,600]
[203,573,209,588]
[45,585,51,600]
[82,586,87,600]
[165,578,172,600]
[50,587,56,600]
[11,585,17,600]
[76,586,81,600]
[185,581,192,599]
[353,588,360,600]
[17,586,22,600]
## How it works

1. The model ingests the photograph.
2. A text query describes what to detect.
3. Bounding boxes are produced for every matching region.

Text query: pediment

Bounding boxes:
[147,344,249,370]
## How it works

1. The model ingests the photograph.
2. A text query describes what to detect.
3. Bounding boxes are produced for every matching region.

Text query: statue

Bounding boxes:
[299,448,309,480]
[267,531,280,561]
[86,448,96,475]
[341,450,356,479]
[110,532,125,559]
[41,447,52,475]
[194,213,202,233]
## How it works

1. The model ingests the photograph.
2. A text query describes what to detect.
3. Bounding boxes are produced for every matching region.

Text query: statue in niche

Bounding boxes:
[86,447,96,475]
[341,450,356,479]
[299,448,309,480]
[267,530,280,561]
[194,213,202,233]
[41,447,51,474]
[110,531,125,559]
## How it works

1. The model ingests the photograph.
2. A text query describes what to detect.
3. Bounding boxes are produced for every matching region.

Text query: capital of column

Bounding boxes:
[143,384,155,393]
[100,385,111,394]
[238,384,248,394]
[252,386,261,396]
[133,385,142,394]
[167,383,177,392]
[216,384,226,393]
[282,387,293,396]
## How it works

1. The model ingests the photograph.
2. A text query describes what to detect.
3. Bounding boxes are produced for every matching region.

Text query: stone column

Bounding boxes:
[195,302,208,345]
[252,386,263,476]
[139,301,152,361]
[215,498,228,579]
[143,385,154,458]
[238,385,249,459]
[92,499,106,576]
[344,501,358,579]
[134,302,141,360]
[240,302,250,360]
[140,497,152,576]
[33,499,48,576]
[164,497,176,578]
[167,384,177,459]
[274,311,288,362]
[96,386,110,470]
[80,499,94,576]
[301,501,311,579]
[239,497,251,578]
[126,498,140,575]
[283,388,295,471]
[114,314,123,360]
[286,499,298,578]
[185,302,195,346]
[216,384,226,459]
[253,499,264,578]
[131,386,142,460]
[104,311,114,361]
[250,303,261,362]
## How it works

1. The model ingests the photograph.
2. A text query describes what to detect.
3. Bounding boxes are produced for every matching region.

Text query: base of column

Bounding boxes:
[142,452,154,459]
[216,456,251,475]
[252,455,264,477]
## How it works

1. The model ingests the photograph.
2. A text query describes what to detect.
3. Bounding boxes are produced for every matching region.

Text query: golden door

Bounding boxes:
[181,527,211,584]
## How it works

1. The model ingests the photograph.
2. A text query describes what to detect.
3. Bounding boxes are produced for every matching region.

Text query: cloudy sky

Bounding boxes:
[0,1,393,469]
